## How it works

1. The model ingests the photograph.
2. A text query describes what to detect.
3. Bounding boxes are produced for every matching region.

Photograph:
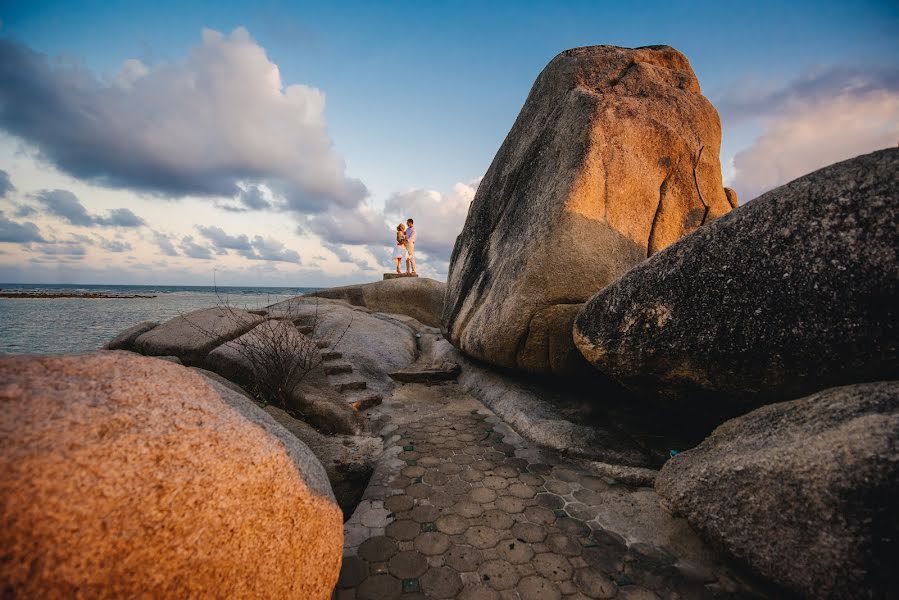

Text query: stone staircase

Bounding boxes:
[317,345,382,412]
[289,316,383,416]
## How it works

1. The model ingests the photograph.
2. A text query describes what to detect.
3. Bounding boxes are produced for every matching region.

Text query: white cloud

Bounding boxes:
[724,67,899,201]
[383,176,481,259]
[0,28,366,212]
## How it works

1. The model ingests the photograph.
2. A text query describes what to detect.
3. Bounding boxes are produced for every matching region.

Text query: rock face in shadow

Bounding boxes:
[134,307,264,365]
[265,405,381,521]
[0,351,343,599]
[574,148,899,404]
[442,45,733,376]
[655,381,899,597]
[308,277,445,327]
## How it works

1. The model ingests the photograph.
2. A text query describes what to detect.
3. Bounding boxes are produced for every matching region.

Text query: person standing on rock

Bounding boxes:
[404,218,417,274]
[393,223,407,273]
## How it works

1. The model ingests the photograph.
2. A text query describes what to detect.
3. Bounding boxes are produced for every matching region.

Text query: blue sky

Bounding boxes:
[0,1,897,285]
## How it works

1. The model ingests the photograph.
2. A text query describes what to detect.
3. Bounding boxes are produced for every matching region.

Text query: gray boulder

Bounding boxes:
[104,321,157,350]
[442,45,734,375]
[307,277,445,328]
[655,381,899,597]
[574,148,899,403]
[266,297,417,394]
[134,307,263,365]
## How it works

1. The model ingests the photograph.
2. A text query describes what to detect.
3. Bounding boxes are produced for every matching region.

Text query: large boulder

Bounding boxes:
[574,148,898,403]
[134,307,264,365]
[0,352,343,599]
[204,319,314,386]
[442,45,733,375]
[307,277,445,327]
[266,297,417,394]
[103,320,157,350]
[655,381,899,597]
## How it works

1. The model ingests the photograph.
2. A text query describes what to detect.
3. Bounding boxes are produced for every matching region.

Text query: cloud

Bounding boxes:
[383,177,481,260]
[180,235,213,259]
[196,225,299,262]
[723,66,899,201]
[35,189,146,227]
[35,189,94,226]
[716,65,899,123]
[98,238,132,253]
[13,205,37,218]
[0,28,366,212]
[0,210,45,243]
[99,208,145,227]
[197,225,253,253]
[250,235,300,263]
[0,169,14,198]
[306,200,390,246]
[153,231,179,256]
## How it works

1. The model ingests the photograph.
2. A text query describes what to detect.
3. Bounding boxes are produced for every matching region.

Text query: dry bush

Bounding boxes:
[186,292,350,411]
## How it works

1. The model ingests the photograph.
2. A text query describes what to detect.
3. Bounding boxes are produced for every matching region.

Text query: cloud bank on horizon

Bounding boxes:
[0,25,896,285]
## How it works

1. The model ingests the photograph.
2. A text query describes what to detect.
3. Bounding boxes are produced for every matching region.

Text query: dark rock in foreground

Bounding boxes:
[655,381,899,597]
[443,44,734,376]
[574,148,899,404]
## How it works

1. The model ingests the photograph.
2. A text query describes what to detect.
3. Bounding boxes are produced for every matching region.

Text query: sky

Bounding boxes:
[0,0,896,287]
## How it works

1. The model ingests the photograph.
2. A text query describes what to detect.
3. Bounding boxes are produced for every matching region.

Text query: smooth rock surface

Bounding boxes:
[267,297,417,394]
[0,351,343,599]
[443,44,733,375]
[308,277,445,328]
[575,148,899,403]
[104,320,157,350]
[430,339,658,468]
[134,307,264,365]
[656,381,899,597]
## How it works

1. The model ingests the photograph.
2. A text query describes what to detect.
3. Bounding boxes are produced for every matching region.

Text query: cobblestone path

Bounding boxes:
[333,383,763,599]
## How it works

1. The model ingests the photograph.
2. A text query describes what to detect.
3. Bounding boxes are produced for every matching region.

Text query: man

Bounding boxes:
[404,218,417,274]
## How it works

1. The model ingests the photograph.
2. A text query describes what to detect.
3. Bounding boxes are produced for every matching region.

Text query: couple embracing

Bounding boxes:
[393,218,416,274]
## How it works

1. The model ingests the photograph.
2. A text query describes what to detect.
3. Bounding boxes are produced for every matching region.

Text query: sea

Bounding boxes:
[0,284,319,355]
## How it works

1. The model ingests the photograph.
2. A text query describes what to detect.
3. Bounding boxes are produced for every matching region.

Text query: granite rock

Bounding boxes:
[575,148,899,403]
[443,45,732,375]
[656,381,899,597]
[0,351,343,599]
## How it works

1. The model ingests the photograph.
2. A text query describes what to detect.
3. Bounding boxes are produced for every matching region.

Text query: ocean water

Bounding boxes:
[0,284,319,355]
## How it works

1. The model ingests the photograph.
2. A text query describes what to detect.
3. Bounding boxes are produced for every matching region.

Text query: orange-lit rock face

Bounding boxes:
[442,45,733,375]
[0,351,343,599]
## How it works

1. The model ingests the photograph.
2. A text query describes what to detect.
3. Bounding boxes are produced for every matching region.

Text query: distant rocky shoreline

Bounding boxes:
[0,291,157,299]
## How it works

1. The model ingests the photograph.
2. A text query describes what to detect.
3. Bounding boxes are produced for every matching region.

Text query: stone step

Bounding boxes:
[389,361,461,384]
[323,363,353,376]
[383,272,418,280]
[346,391,383,412]
[315,340,330,349]
[333,379,367,393]
[320,351,343,361]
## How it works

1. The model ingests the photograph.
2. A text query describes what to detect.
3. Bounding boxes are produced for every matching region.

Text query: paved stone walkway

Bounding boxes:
[334,382,765,599]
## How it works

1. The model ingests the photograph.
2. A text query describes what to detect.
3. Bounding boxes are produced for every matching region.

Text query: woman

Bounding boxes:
[393,223,407,273]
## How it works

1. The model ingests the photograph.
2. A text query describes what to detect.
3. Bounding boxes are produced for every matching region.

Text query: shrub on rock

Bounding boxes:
[0,352,343,599]
[574,148,898,403]
[655,381,899,597]
[442,44,733,375]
